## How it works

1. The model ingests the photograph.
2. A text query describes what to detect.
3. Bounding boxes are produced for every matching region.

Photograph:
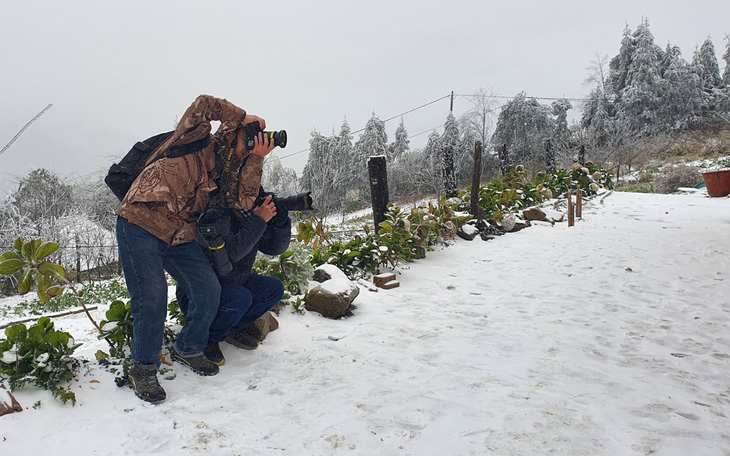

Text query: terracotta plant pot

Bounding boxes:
[701,170,730,197]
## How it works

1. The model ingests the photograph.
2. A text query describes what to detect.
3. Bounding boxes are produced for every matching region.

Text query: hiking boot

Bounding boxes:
[128,363,166,404]
[172,347,219,376]
[226,328,259,350]
[204,342,225,366]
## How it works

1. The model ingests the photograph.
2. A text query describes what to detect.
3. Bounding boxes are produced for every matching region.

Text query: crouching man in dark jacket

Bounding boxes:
[177,188,291,365]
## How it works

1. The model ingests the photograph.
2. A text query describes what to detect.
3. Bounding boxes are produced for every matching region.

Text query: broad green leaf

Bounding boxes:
[35,242,59,262]
[47,330,70,347]
[21,240,34,260]
[0,258,27,276]
[280,251,294,259]
[95,350,110,362]
[28,324,45,345]
[0,251,21,261]
[18,269,33,295]
[105,300,129,321]
[47,286,65,298]
[36,271,52,303]
[38,261,65,278]
[13,237,23,252]
[5,323,27,340]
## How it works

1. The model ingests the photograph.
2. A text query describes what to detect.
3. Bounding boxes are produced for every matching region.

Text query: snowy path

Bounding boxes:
[1,191,729,455]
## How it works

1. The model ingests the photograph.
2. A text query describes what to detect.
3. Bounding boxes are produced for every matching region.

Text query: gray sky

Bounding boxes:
[2,0,729,197]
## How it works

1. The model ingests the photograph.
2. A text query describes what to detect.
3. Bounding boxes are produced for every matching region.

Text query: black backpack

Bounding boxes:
[105,131,212,200]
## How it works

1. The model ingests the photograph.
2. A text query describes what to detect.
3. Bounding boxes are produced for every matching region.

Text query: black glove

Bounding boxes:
[270,202,290,227]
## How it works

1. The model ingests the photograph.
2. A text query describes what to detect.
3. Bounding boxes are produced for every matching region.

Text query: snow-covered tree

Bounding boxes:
[72,174,120,231]
[607,25,636,95]
[413,131,445,196]
[390,117,409,162]
[301,130,341,213]
[441,112,459,197]
[351,114,388,204]
[262,156,299,197]
[491,92,554,174]
[692,38,722,92]
[617,19,665,135]
[659,44,705,130]
[723,36,730,87]
[459,87,498,148]
[11,169,73,236]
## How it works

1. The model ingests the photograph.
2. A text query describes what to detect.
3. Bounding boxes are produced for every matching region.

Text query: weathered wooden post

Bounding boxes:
[368,155,389,230]
[576,185,583,219]
[567,189,575,227]
[470,141,483,219]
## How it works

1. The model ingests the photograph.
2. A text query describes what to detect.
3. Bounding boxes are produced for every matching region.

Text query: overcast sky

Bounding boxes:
[1,0,729,197]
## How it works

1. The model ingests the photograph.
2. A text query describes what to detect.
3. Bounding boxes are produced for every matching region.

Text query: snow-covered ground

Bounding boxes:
[1,190,730,455]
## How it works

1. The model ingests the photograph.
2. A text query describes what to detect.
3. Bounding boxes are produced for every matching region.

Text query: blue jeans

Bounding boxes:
[116,217,221,365]
[208,274,285,343]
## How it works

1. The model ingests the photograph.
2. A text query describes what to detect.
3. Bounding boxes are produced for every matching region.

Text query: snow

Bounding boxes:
[2,190,730,455]
[317,278,357,295]
[460,223,479,236]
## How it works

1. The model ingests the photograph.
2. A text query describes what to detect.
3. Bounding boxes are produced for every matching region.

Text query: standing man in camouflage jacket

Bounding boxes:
[115,94,277,403]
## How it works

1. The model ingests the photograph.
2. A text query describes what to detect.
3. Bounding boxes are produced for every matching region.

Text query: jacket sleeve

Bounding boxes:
[258,218,292,256]
[157,95,247,156]
[223,214,268,263]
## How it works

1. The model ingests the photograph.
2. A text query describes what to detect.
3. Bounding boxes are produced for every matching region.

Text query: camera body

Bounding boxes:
[245,121,287,151]
[257,191,314,213]
[198,208,233,276]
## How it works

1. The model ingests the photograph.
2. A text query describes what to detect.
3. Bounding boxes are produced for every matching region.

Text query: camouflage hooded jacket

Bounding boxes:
[116,94,264,246]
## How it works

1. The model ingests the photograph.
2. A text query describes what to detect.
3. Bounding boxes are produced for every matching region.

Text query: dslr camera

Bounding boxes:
[257,190,314,214]
[197,208,233,276]
[245,121,287,151]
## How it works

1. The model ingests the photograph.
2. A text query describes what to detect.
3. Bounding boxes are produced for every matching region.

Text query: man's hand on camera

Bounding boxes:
[252,195,276,222]
[270,203,289,227]
[242,115,266,130]
[252,132,276,157]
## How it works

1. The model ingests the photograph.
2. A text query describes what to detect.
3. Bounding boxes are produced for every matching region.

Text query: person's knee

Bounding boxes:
[270,277,285,301]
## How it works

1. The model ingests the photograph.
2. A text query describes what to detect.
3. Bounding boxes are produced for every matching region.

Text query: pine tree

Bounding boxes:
[607,25,636,95]
[723,36,730,87]
[693,38,722,91]
[441,112,459,198]
[352,114,388,204]
[618,19,665,135]
[660,44,705,129]
[391,117,410,162]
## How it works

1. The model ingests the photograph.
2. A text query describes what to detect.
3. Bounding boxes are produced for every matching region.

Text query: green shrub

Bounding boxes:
[0,317,81,404]
[616,182,655,193]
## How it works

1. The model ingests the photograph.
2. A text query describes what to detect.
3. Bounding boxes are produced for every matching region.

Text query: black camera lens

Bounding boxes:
[272,130,287,148]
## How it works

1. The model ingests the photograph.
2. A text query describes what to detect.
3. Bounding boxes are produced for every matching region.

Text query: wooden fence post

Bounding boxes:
[567,189,574,227]
[368,155,389,230]
[576,185,583,219]
[470,141,483,219]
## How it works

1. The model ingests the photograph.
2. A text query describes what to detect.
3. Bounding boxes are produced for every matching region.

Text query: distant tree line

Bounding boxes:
[298,19,730,206]
[3,19,728,285]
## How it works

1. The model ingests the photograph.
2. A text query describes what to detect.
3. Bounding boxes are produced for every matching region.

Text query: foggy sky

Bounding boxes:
[2,0,729,197]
